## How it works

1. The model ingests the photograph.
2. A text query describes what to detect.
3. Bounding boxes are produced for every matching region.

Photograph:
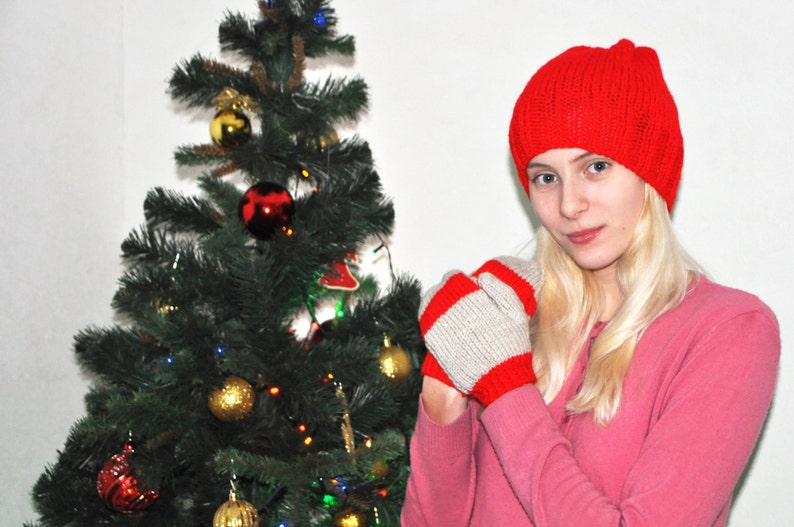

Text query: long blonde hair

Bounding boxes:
[531,185,702,425]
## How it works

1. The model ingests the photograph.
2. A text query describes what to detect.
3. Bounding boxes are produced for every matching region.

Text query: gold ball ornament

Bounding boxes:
[304,129,339,151]
[210,109,252,147]
[213,490,260,527]
[379,336,411,385]
[370,460,389,479]
[333,508,366,527]
[208,376,255,421]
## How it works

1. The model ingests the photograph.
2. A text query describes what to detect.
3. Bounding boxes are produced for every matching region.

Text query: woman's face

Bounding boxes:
[527,148,646,282]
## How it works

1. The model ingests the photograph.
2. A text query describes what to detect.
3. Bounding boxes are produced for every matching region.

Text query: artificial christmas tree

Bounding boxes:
[28,2,424,526]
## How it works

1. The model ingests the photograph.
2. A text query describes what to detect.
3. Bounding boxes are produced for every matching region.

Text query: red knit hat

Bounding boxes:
[508,39,683,211]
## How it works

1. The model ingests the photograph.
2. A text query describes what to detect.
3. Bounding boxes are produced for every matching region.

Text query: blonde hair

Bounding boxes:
[531,185,702,425]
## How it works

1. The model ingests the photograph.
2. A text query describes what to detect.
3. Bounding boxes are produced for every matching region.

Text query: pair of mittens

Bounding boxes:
[419,257,543,407]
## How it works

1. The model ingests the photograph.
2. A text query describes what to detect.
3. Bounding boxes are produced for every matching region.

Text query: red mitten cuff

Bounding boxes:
[470,353,537,407]
[420,352,457,389]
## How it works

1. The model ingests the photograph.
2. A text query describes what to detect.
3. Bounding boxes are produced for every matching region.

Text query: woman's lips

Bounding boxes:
[567,226,603,245]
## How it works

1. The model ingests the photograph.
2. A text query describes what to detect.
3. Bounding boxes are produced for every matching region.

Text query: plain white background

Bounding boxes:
[2,1,791,524]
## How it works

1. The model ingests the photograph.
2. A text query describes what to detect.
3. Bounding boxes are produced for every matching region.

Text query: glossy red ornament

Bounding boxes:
[238,182,295,240]
[309,318,338,346]
[97,440,159,513]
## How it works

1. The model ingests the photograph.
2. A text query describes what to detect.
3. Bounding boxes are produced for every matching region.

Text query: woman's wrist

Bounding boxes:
[421,376,468,425]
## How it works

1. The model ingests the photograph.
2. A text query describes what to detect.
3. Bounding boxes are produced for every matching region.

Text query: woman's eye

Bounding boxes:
[588,160,610,173]
[532,173,557,186]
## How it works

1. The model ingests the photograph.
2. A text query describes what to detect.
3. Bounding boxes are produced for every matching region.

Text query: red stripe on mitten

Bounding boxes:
[419,272,479,335]
[420,352,457,389]
[473,258,539,317]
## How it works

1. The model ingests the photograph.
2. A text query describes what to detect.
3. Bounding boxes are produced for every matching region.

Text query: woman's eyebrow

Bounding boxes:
[526,161,552,170]
[526,151,596,170]
[571,150,597,163]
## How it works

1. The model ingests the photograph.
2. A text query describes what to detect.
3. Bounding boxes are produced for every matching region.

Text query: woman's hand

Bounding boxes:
[418,256,543,406]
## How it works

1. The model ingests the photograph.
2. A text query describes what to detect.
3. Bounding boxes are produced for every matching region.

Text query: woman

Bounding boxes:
[401,39,780,526]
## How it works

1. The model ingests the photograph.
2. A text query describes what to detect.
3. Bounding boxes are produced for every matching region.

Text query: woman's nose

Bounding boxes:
[560,179,588,218]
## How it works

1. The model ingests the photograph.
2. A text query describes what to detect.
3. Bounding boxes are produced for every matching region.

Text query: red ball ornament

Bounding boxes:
[309,318,338,346]
[97,440,159,513]
[238,182,295,240]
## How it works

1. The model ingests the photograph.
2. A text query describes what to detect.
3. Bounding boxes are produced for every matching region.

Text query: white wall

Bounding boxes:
[2,1,791,524]
[0,0,125,522]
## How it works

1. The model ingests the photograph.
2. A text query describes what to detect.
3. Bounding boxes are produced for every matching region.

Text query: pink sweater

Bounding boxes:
[401,279,780,526]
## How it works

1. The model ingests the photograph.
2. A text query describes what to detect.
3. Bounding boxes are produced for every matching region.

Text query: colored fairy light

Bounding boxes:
[155,302,178,316]
[322,494,338,508]
[297,424,307,432]
[301,168,310,178]
[269,386,281,396]
[313,10,326,26]
[333,477,348,492]
[304,436,313,446]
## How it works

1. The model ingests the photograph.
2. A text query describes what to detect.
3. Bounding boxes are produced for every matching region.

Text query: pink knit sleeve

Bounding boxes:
[482,308,780,526]
[401,397,480,527]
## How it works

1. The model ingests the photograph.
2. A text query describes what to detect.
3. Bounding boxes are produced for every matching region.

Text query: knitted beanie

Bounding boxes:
[508,39,683,211]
